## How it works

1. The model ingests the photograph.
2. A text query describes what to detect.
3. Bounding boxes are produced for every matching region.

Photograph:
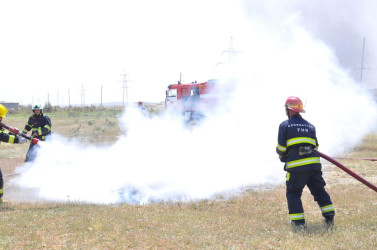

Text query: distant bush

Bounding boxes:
[7,103,165,117]
[44,102,53,112]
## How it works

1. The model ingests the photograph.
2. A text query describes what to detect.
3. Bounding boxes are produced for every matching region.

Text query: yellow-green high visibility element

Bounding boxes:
[286,157,321,169]
[44,124,51,132]
[0,104,8,118]
[286,172,290,181]
[8,135,15,143]
[277,144,287,153]
[320,204,335,214]
[287,137,317,147]
[290,213,304,221]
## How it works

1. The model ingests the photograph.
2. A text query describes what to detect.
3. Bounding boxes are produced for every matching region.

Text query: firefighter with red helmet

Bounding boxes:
[0,104,27,203]
[22,104,51,162]
[276,96,335,230]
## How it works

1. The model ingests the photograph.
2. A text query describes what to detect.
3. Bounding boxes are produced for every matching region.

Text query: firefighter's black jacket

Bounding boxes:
[276,114,321,173]
[22,113,51,141]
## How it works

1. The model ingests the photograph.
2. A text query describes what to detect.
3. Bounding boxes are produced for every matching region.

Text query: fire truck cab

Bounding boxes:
[165,79,217,120]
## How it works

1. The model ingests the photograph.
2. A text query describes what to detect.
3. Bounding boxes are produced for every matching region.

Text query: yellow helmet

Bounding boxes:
[0,104,8,118]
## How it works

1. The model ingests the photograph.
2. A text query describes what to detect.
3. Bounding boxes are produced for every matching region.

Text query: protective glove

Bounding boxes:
[18,137,28,144]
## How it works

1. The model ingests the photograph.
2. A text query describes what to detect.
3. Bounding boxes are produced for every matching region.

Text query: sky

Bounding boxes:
[1,0,376,105]
[4,0,377,204]
[0,0,242,105]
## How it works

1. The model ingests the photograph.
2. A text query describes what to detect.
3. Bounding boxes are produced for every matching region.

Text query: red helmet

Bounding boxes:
[285,96,305,113]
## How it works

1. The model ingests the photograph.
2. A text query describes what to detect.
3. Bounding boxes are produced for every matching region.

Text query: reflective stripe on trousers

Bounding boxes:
[290,213,304,221]
[321,204,335,213]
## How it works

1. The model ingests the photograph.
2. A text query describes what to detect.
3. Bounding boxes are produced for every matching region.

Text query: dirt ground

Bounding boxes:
[1,158,24,177]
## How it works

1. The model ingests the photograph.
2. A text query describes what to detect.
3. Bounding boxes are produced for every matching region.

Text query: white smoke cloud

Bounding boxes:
[242,0,377,86]
[8,0,377,204]
[10,104,282,204]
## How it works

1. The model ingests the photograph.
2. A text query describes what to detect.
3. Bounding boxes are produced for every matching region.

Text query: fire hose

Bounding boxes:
[334,157,377,162]
[318,151,377,193]
[0,121,39,145]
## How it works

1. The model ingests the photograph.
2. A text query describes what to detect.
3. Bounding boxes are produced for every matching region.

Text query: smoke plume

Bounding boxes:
[9,0,377,204]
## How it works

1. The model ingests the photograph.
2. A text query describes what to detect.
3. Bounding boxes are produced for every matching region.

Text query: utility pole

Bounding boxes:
[56,90,60,107]
[360,37,366,84]
[68,89,71,107]
[120,70,131,108]
[100,85,103,106]
[221,36,240,64]
[123,73,128,108]
[80,84,86,107]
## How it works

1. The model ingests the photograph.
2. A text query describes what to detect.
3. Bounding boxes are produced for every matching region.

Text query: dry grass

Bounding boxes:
[1,108,377,248]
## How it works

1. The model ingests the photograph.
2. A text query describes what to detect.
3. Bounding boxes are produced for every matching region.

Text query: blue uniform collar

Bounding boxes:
[290,113,302,119]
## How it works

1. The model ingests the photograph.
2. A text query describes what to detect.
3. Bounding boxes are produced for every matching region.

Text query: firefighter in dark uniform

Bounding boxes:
[22,105,51,162]
[0,104,27,203]
[276,96,335,229]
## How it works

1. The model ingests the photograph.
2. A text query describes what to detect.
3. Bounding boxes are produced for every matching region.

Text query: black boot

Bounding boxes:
[324,215,334,228]
[291,220,306,231]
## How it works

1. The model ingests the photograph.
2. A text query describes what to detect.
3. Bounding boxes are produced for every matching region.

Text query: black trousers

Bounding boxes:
[25,143,40,162]
[286,170,335,221]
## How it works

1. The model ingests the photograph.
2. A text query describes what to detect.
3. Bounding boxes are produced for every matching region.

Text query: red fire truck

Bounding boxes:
[165,79,218,120]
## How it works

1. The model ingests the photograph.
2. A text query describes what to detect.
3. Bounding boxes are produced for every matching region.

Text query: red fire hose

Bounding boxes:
[334,157,377,161]
[318,151,377,193]
[0,121,39,145]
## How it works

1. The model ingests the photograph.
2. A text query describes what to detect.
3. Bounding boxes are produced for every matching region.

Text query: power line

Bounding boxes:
[221,36,240,64]
[216,36,240,66]
[119,70,132,107]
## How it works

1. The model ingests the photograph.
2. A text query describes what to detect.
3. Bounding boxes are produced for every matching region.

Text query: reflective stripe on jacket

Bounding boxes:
[276,114,321,173]
[0,129,19,144]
